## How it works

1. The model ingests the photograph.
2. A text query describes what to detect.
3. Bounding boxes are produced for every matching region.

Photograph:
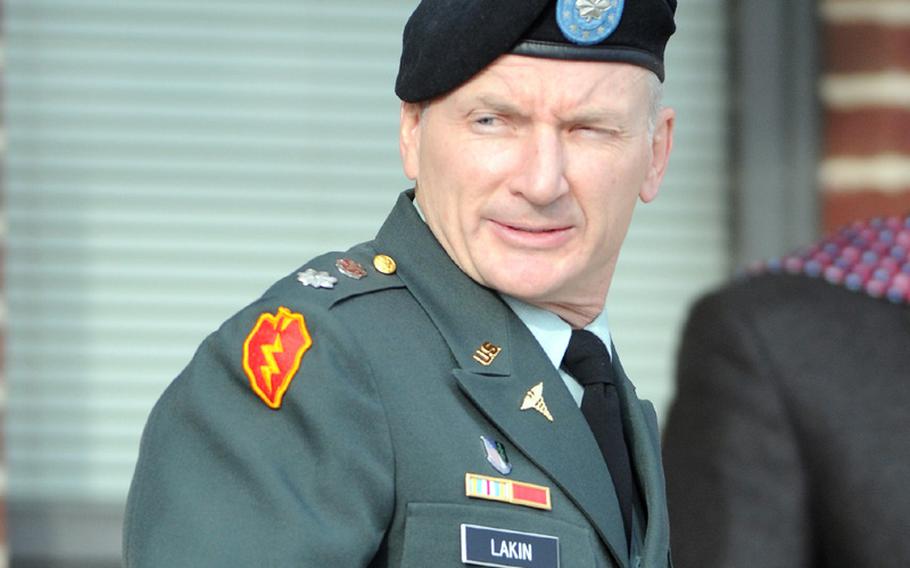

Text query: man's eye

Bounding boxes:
[575,125,620,138]
[475,116,500,127]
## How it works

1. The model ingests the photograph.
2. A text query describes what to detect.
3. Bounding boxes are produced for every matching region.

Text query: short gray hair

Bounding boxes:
[646,71,664,139]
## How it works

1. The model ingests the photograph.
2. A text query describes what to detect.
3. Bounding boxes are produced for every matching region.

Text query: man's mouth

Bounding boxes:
[507,225,563,233]
[490,220,574,248]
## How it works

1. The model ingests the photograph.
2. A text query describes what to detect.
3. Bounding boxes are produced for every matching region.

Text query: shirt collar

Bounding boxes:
[412,196,427,222]
[501,295,613,369]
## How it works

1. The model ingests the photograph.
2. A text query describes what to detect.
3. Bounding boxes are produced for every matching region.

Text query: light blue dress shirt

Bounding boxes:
[500,296,613,407]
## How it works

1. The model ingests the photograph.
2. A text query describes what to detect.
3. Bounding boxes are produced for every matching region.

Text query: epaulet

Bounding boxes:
[235,242,406,410]
[260,241,406,310]
[741,215,910,306]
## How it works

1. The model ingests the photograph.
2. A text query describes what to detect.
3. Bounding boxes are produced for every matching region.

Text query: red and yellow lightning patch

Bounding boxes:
[242,306,312,409]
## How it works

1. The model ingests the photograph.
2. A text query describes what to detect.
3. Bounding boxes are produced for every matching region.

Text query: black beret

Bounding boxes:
[395,0,677,103]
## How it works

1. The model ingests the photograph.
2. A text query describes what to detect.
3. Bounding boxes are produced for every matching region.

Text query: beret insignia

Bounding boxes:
[242,307,312,409]
[557,0,624,45]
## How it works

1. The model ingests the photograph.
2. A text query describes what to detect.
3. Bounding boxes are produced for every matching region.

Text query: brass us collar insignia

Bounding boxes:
[472,341,502,366]
[242,306,312,409]
[465,473,552,511]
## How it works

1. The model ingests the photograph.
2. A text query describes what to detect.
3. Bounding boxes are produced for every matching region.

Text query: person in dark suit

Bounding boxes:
[663,216,910,568]
[123,1,679,566]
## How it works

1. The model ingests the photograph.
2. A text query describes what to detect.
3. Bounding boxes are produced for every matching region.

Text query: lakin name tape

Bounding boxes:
[461,524,560,568]
[465,473,552,511]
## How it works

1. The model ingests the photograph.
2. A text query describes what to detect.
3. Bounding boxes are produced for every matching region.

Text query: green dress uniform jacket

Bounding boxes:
[123,191,671,568]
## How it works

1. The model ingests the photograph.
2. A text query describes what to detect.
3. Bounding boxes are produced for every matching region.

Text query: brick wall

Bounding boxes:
[820,0,910,230]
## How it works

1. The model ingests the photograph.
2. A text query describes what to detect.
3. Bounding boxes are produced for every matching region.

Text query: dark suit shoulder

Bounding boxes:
[690,272,909,338]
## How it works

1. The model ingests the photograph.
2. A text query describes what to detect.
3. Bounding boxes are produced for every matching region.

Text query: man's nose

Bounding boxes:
[513,128,570,205]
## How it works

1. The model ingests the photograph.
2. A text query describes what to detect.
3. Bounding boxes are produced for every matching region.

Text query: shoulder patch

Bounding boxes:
[242,306,312,409]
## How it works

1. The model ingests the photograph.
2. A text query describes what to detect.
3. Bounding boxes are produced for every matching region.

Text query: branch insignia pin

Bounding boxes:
[520,382,553,422]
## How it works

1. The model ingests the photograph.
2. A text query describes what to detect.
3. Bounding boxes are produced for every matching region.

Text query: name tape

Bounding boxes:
[461,524,560,568]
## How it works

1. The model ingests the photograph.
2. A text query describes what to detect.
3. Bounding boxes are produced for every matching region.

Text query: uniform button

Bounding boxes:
[373,254,397,275]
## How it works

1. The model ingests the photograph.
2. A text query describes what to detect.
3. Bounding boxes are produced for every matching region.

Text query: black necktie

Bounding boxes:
[562,329,642,546]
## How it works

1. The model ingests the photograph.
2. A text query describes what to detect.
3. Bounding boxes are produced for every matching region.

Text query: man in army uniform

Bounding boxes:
[124,0,677,566]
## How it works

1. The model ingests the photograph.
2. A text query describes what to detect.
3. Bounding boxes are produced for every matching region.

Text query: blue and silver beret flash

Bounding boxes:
[395,0,677,103]
[556,0,624,46]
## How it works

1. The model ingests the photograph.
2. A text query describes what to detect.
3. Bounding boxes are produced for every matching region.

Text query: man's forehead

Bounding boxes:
[473,54,650,83]
[451,56,651,106]
[396,0,676,103]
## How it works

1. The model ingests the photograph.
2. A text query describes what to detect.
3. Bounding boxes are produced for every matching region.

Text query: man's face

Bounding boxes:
[400,54,674,320]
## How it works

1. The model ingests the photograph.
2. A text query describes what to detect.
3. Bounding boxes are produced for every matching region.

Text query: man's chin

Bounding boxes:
[489,277,563,304]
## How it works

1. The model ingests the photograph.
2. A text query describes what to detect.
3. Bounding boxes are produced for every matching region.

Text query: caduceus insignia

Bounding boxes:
[520,382,554,422]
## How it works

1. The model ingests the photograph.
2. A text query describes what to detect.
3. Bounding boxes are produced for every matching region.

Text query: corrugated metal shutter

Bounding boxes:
[4,0,729,558]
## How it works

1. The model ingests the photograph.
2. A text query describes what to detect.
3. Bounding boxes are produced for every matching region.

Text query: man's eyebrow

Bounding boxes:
[565,108,627,125]
[471,95,526,116]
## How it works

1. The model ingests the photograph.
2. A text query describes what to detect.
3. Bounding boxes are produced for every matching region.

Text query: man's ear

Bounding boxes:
[639,107,675,203]
[399,102,423,181]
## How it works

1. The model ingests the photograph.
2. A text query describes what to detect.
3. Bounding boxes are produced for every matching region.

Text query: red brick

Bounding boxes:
[822,190,910,231]
[825,107,910,156]
[826,23,910,73]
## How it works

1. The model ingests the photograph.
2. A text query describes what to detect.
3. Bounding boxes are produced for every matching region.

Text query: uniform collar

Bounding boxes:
[501,295,614,370]
[375,190,514,376]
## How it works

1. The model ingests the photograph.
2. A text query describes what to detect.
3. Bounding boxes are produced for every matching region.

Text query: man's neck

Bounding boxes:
[527,300,605,329]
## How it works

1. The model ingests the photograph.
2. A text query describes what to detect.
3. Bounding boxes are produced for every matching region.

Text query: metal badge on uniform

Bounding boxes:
[480,435,512,476]
[242,306,313,409]
[297,268,337,289]
[372,253,397,275]
[473,341,502,366]
[461,524,560,568]
[335,258,367,280]
[465,473,552,511]
[520,382,554,422]
[556,0,624,46]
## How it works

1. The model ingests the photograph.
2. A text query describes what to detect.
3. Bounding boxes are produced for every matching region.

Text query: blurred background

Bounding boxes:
[1,0,907,566]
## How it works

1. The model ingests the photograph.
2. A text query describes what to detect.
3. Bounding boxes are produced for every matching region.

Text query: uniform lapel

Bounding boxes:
[374,192,630,568]
[453,320,630,568]
[612,351,670,567]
